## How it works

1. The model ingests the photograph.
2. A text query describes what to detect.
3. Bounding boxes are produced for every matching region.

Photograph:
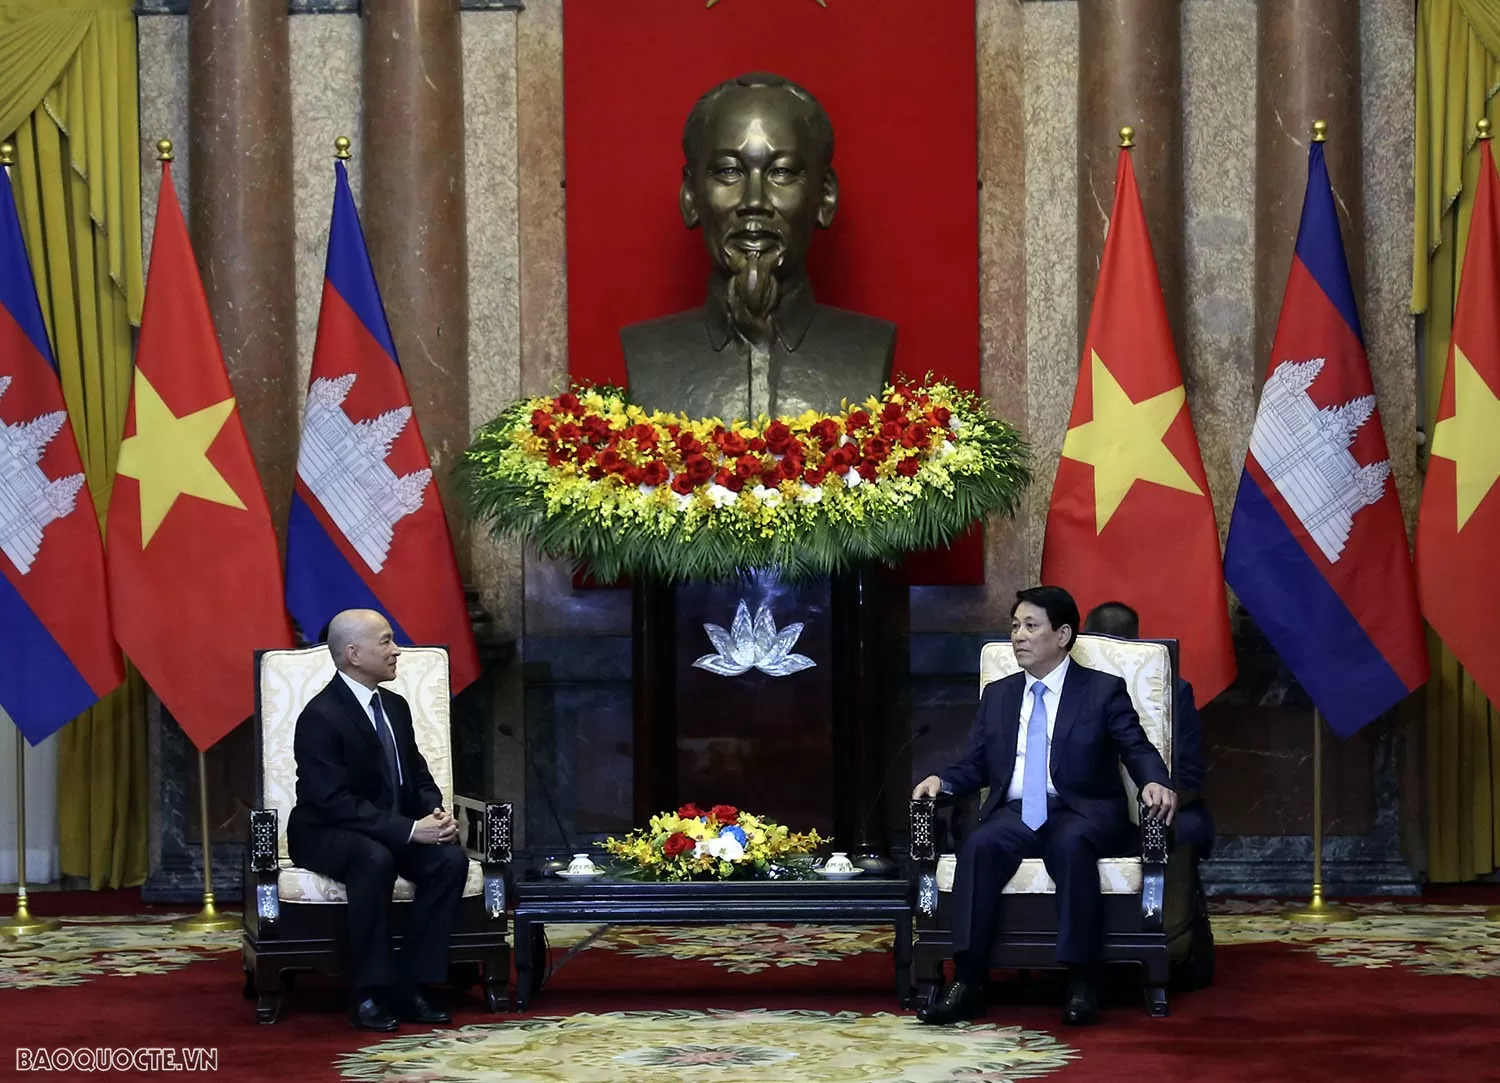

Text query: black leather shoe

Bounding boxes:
[1062,975,1099,1026]
[395,989,452,1025]
[917,980,986,1025]
[350,996,399,1032]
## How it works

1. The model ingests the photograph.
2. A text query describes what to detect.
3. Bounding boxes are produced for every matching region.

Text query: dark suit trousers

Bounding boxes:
[950,798,1131,977]
[290,827,469,992]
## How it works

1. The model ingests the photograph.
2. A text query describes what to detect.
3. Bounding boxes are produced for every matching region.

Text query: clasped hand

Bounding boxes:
[413,807,460,845]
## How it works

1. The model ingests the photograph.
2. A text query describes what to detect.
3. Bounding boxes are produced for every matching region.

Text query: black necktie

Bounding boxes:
[370,692,401,805]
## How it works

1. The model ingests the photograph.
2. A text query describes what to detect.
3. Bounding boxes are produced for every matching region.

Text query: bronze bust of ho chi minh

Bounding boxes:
[621,72,896,421]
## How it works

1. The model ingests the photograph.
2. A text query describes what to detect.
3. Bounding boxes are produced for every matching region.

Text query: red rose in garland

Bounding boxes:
[677,802,705,819]
[709,804,740,824]
[662,832,695,857]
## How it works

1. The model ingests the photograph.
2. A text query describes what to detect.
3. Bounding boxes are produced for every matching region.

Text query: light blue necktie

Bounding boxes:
[1021,683,1049,831]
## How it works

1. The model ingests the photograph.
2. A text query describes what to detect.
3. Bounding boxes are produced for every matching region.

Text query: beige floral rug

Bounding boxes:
[1210,899,1500,979]
[335,1009,1078,1083]
[0,913,239,989]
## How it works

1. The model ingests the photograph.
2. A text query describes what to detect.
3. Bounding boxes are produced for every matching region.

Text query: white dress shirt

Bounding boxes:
[1004,655,1070,802]
[338,670,416,843]
[337,670,404,785]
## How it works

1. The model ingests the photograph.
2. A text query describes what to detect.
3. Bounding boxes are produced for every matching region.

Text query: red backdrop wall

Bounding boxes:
[562,0,982,582]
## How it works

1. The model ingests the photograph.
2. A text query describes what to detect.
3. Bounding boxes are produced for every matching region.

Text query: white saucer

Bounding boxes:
[815,867,864,880]
[556,869,606,880]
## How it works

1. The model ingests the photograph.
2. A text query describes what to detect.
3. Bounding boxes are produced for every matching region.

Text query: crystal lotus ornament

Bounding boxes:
[692,599,816,678]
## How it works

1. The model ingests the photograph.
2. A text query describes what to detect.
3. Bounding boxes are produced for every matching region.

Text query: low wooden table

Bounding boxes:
[511,875,913,1009]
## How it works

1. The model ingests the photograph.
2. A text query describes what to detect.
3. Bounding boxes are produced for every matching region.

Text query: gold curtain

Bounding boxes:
[1414,0,1500,883]
[1,0,146,889]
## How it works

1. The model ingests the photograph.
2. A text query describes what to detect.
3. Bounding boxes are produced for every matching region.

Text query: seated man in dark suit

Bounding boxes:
[912,585,1176,1027]
[287,608,468,1032]
[1083,601,1214,985]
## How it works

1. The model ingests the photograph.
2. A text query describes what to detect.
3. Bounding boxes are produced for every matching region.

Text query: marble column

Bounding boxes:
[1077,0,1185,353]
[187,0,297,531]
[1254,0,1362,368]
[361,0,470,558]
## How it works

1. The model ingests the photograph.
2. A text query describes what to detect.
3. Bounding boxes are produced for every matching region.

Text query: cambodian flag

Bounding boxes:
[1223,138,1426,736]
[285,161,479,690]
[0,160,123,741]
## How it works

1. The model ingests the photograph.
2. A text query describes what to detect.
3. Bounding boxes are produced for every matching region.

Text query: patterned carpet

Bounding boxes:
[1211,899,1500,979]
[335,1011,1077,1083]
[2,899,1497,1081]
[0,912,238,989]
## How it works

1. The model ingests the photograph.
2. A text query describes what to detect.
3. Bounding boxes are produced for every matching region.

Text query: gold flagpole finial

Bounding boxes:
[0,142,13,167]
[1311,120,1327,143]
[156,139,174,162]
[1479,118,1492,142]
[1119,126,1135,149]
[334,136,352,160]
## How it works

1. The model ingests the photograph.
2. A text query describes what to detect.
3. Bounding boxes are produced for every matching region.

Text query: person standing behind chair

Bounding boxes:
[1081,601,1212,855]
[287,608,468,1032]
[911,585,1177,1026]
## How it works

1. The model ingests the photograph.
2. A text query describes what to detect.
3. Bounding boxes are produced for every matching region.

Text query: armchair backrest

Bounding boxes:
[254,644,454,863]
[978,635,1175,822]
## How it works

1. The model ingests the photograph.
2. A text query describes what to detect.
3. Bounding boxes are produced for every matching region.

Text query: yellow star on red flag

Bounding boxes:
[1429,344,1500,530]
[114,369,245,546]
[1060,350,1202,533]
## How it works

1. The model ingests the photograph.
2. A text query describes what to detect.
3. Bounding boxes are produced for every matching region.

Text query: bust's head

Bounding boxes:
[679,73,838,301]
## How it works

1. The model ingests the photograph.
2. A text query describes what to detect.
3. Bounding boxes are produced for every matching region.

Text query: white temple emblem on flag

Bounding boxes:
[296,373,431,574]
[0,376,86,575]
[1248,358,1390,564]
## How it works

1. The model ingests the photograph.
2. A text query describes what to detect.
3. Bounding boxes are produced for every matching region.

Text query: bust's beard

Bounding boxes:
[724,248,782,347]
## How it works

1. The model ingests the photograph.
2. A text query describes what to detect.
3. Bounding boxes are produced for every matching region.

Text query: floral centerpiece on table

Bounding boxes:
[603,803,824,881]
[458,378,1029,584]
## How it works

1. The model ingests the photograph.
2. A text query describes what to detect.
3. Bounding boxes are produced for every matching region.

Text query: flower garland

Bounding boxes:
[458,378,1030,583]
[603,803,823,881]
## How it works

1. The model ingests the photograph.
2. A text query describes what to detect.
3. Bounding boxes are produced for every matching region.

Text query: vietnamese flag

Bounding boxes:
[1416,134,1500,708]
[1041,145,1236,701]
[106,156,293,750]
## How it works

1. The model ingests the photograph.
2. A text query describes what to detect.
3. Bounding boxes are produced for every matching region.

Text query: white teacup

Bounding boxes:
[567,853,599,875]
[824,851,855,874]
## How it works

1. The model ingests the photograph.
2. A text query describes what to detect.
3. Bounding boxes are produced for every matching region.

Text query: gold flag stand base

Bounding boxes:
[172,891,240,934]
[0,890,61,938]
[1287,885,1356,923]
[172,749,239,933]
[1287,709,1356,925]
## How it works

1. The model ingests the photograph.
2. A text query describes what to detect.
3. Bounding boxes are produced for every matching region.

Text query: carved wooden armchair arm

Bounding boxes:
[452,794,513,921]
[1138,799,1169,930]
[909,797,953,920]
[246,809,281,934]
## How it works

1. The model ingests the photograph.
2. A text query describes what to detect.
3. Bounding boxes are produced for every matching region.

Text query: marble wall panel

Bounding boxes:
[1021,1,1079,582]
[463,10,523,635]
[1182,0,1257,537]
[137,16,188,270]
[289,15,361,408]
[1362,0,1420,530]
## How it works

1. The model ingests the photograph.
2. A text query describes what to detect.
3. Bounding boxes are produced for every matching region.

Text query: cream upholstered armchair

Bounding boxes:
[241,645,512,1023]
[908,634,1175,1016]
